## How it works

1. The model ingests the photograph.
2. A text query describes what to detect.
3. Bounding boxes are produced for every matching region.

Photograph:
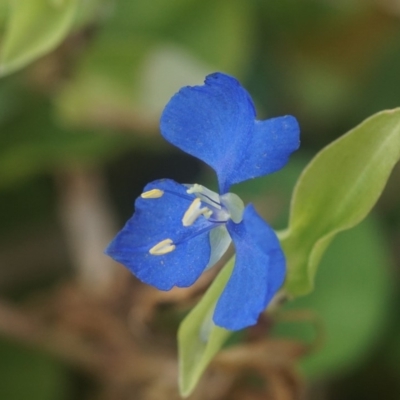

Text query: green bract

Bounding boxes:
[178,258,233,397]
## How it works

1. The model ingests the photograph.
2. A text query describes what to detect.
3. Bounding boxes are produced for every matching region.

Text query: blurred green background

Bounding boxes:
[0,0,400,399]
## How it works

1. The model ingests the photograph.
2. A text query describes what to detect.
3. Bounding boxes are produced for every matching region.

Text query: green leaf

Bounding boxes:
[0,0,78,76]
[178,258,234,397]
[282,108,400,296]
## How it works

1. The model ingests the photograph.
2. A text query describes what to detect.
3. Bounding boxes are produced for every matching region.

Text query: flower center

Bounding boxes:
[183,184,244,226]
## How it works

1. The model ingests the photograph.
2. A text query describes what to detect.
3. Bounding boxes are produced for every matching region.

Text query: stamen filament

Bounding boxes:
[174,223,223,246]
[186,184,222,209]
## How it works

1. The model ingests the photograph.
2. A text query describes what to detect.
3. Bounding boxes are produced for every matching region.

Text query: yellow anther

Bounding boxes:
[141,189,164,199]
[149,239,175,255]
[182,198,211,226]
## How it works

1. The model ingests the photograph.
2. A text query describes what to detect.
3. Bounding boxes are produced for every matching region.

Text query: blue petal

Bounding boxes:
[105,179,214,290]
[160,72,300,193]
[225,116,300,188]
[213,204,285,330]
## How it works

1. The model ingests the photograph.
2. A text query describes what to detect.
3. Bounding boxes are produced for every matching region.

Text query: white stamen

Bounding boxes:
[182,198,211,226]
[186,184,221,209]
[186,184,202,195]
[149,239,175,255]
[141,189,164,199]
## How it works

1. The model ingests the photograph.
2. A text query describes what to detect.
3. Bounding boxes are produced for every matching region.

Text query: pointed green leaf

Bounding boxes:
[283,108,400,296]
[0,0,78,76]
[178,258,234,397]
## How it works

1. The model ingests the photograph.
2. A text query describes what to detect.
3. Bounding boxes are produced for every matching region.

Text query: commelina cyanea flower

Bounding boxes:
[105,72,300,331]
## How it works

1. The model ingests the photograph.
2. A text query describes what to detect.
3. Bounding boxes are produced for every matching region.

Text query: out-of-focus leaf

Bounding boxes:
[55,34,155,130]
[56,37,211,130]
[178,258,234,397]
[106,0,198,33]
[0,76,30,125]
[0,339,71,400]
[282,109,400,296]
[0,99,128,187]
[0,0,78,76]
[0,1,8,27]
[106,0,252,71]
[274,217,392,378]
[169,0,252,75]
[135,44,212,117]
[72,0,109,30]
[358,30,400,120]
[55,0,253,129]
[0,176,54,234]
[284,61,356,125]
[260,0,371,32]
[255,3,396,134]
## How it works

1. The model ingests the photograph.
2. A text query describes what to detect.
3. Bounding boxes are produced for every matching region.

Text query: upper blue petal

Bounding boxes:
[105,179,214,290]
[160,72,300,193]
[225,116,300,188]
[213,204,286,330]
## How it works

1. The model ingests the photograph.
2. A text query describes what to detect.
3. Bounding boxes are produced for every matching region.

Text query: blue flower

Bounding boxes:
[105,72,300,331]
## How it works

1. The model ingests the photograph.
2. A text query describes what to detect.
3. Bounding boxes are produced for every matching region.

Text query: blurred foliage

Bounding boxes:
[276,217,392,378]
[0,339,71,400]
[0,0,78,75]
[0,0,400,399]
[0,96,128,187]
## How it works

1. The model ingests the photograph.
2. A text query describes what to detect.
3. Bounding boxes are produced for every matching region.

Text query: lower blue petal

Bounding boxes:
[213,204,285,330]
[105,179,214,290]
